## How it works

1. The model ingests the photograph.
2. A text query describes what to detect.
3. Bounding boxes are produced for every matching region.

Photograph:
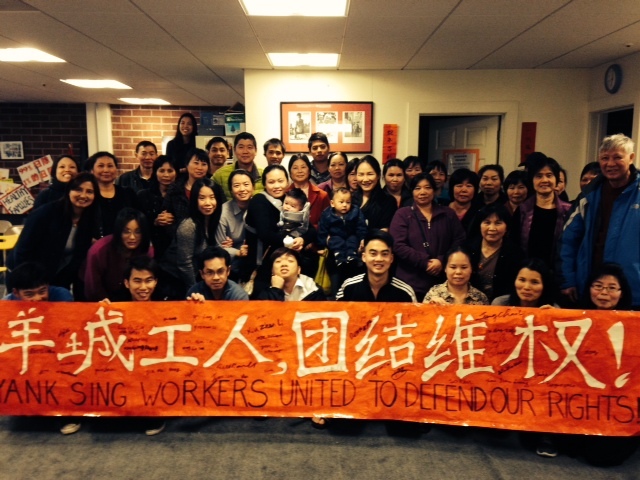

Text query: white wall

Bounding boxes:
[245,69,590,197]
[86,103,113,154]
[587,52,640,162]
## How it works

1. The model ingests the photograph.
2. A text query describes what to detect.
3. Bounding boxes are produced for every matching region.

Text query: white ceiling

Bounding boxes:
[1,0,639,106]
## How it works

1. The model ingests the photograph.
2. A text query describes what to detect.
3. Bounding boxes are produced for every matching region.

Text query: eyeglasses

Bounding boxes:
[201,268,227,278]
[590,284,621,293]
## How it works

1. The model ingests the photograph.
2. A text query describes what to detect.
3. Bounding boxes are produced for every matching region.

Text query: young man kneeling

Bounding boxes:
[186,246,248,301]
[4,262,73,302]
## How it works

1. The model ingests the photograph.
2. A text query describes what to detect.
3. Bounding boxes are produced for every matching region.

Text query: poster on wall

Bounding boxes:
[0,141,24,160]
[225,113,246,136]
[443,149,480,173]
[199,112,226,136]
[33,155,52,183]
[281,102,373,153]
[17,155,52,188]
[0,181,17,214]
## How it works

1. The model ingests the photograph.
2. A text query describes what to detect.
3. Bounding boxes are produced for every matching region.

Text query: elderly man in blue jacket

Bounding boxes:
[559,133,640,307]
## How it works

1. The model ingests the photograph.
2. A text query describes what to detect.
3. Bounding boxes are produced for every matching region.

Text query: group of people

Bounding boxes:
[5,112,639,464]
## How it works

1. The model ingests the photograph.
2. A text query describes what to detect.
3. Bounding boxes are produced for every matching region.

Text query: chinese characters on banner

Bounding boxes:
[0,301,638,437]
[17,155,52,189]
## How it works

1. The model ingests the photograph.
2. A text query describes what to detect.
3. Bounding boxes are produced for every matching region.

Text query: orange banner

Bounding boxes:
[0,301,638,436]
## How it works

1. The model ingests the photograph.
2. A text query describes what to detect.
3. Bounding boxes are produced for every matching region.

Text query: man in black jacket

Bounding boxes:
[336,230,416,302]
[116,140,157,193]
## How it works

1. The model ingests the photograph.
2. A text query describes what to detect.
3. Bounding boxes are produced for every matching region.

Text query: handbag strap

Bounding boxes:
[411,206,430,253]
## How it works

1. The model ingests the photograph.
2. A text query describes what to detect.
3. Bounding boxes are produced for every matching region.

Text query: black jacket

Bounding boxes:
[466,236,524,301]
[33,182,67,209]
[94,185,138,238]
[10,200,95,288]
[162,177,226,239]
[353,186,397,231]
[138,186,172,259]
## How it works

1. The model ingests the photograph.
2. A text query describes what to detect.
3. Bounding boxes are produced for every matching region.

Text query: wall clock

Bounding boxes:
[605,64,623,94]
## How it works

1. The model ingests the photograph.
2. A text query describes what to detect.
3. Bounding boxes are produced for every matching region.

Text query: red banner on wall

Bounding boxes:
[382,124,398,162]
[0,301,638,436]
[520,121,537,165]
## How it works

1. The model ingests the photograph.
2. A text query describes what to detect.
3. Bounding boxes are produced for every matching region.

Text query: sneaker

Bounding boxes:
[60,423,81,435]
[145,422,165,436]
[536,439,558,458]
[311,417,329,430]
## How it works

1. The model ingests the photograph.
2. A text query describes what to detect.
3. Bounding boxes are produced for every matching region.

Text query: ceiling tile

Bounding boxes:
[0,0,637,104]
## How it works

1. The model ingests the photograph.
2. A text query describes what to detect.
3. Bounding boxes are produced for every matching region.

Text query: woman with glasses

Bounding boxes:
[576,263,637,466]
[84,208,152,301]
[583,263,632,311]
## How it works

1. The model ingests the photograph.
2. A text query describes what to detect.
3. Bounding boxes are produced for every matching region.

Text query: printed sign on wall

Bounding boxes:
[0,184,34,214]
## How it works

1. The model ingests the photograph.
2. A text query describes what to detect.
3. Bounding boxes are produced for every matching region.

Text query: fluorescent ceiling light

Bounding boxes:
[0,48,65,62]
[241,0,348,16]
[119,98,170,105]
[61,79,131,89]
[268,53,339,67]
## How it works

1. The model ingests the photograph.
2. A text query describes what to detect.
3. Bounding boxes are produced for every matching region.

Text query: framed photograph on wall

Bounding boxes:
[281,102,373,153]
[0,141,24,160]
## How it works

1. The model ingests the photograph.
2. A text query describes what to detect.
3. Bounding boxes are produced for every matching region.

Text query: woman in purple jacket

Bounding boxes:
[84,207,153,301]
[511,155,571,271]
[390,173,466,300]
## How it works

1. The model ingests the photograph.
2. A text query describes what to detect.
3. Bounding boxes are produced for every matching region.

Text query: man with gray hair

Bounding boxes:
[559,133,640,306]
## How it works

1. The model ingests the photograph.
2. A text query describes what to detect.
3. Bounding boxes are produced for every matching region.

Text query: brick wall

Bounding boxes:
[0,103,87,183]
[111,105,228,173]
[0,104,231,182]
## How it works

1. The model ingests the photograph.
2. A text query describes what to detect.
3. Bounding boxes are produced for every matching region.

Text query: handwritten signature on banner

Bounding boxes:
[0,301,637,437]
